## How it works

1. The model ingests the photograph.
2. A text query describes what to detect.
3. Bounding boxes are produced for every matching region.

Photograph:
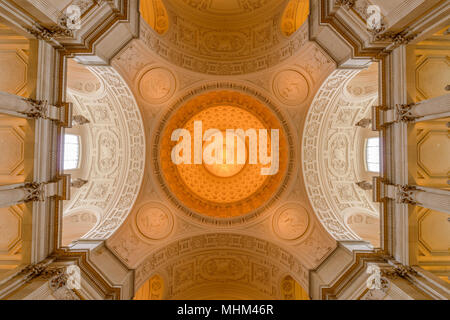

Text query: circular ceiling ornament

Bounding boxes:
[273,203,310,240]
[273,70,310,106]
[154,88,293,225]
[138,67,176,104]
[136,202,174,240]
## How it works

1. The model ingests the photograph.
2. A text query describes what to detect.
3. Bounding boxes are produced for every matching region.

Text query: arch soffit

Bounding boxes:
[134,233,310,298]
[65,66,146,240]
[302,68,379,241]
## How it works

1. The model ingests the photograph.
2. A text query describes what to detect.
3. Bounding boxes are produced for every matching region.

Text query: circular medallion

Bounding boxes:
[138,67,176,103]
[136,203,173,240]
[273,204,309,240]
[273,70,309,105]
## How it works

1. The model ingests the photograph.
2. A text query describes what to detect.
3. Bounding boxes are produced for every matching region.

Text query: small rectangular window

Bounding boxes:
[64,134,80,170]
[366,137,380,173]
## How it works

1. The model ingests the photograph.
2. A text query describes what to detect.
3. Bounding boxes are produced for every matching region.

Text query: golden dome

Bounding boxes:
[157,90,290,223]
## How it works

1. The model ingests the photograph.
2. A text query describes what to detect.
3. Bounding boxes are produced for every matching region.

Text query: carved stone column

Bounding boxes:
[397,93,450,122]
[373,178,450,214]
[399,186,450,214]
[0,91,46,118]
[0,183,44,208]
[0,177,70,208]
[0,258,80,300]
[0,91,73,126]
[373,94,450,128]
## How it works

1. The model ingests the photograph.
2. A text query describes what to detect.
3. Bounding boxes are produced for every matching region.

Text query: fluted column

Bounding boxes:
[0,183,44,208]
[397,93,450,122]
[0,91,46,117]
[372,93,450,128]
[398,186,450,214]
[0,91,72,126]
[0,176,69,208]
[373,178,450,214]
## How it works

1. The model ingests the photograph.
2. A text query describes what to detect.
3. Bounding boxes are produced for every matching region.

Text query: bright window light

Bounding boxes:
[366,137,380,173]
[64,134,80,170]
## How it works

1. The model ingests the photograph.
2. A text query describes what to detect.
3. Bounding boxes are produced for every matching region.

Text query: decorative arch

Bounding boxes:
[64,63,146,241]
[134,233,309,299]
[302,67,380,241]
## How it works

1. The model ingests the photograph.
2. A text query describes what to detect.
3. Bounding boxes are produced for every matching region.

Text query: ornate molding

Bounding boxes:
[72,115,90,126]
[397,185,420,206]
[65,66,146,240]
[19,98,48,119]
[139,13,309,75]
[355,118,372,128]
[334,0,355,9]
[395,104,418,123]
[374,30,417,46]
[26,23,73,41]
[382,264,419,280]
[302,69,379,240]
[19,260,69,290]
[135,233,309,293]
[22,182,46,202]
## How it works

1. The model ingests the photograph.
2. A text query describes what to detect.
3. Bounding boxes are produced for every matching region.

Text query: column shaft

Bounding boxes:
[410,93,450,118]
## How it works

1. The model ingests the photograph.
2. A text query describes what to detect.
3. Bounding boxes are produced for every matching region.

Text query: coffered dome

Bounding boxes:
[140,0,310,75]
[155,89,292,224]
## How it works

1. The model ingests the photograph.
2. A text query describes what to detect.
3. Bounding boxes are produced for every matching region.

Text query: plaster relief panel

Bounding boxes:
[273,69,310,106]
[0,206,21,255]
[417,131,450,178]
[0,127,24,176]
[416,55,450,100]
[138,67,176,104]
[273,203,309,241]
[135,202,174,241]
[0,50,28,95]
[412,119,450,188]
[419,209,450,254]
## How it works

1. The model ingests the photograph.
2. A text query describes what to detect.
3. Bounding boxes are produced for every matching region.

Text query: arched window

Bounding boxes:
[365,137,380,173]
[64,134,80,170]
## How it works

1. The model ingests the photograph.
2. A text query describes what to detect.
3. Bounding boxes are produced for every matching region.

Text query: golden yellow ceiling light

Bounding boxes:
[156,90,290,222]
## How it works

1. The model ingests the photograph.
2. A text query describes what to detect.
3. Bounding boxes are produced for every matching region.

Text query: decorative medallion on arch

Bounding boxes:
[154,85,294,225]
[135,202,174,241]
[272,203,310,241]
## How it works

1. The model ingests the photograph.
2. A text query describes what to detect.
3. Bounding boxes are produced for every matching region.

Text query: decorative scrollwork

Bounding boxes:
[334,0,356,9]
[72,115,91,126]
[374,30,417,46]
[19,262,69,290]
[355,118,372,128]
[26,23,73,41]
[396,104,417,123]
[20,98,48,119]
[397,185,420,206]
[22,182,45,202]
[382,264,419,279]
